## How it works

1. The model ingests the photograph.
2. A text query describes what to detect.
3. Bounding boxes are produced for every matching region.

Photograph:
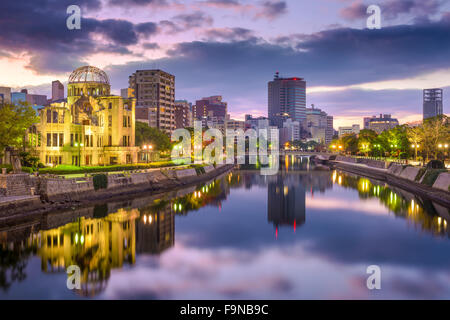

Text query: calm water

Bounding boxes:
[0,156,449,299]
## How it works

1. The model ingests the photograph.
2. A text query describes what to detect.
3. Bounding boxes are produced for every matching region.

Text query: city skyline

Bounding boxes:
[0,0,450,128]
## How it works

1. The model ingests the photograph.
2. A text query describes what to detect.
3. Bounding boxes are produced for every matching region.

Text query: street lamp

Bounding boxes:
[74,142,84,167]
[411,144,420,162]
[438,143,448,162]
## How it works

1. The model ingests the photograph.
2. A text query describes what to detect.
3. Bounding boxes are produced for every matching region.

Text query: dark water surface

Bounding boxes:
[0,156,449,299]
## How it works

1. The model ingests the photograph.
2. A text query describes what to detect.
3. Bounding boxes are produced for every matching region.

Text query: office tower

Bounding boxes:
[174,100,192,128]
[268,72,306,128]
[26,93,48,106]
[423,88,443,120]
[306,106,333,145]
[366,114,399,134]
[129,69,175,132]
[52,80,64,101]
[245,115,269,130]
[193,96,227,120]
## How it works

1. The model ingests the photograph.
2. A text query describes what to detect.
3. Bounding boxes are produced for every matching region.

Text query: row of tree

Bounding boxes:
[329,115,449,161]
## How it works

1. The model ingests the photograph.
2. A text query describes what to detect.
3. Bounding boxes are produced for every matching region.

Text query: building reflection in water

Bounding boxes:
[268,175,306,231]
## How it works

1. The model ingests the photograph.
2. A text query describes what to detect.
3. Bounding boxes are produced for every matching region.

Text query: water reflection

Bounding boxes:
[0,155,449,299]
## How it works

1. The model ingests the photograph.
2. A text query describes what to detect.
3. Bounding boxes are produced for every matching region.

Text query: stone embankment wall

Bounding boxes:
[36,164,231,201]
[336,156,450,193]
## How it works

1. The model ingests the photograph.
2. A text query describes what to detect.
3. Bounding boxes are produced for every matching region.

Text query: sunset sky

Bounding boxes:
[0,0,449,128]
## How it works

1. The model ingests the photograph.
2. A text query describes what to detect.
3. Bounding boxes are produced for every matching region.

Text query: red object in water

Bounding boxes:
[294,220,296,232]
[275,227,278,239]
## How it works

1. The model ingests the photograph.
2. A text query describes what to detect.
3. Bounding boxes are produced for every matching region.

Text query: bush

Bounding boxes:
[21,166,33,174]
[422,169,447,186]
[93,174,108,190]
[415,168,427,182]
[426,160,445,169]
[0,164,12,173]
[38,161,175,175]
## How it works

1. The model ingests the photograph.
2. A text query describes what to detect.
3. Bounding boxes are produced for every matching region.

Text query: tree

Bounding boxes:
[358,129,377,156]
[422,115,449,161]
[0,102,38,157]
[135,121,171,151]
[406,125,423,161]
[341,134,358,154]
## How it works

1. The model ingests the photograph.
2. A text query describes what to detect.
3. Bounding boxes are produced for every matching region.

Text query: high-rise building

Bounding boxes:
[26,93,48,106]
[193,96,227,120]
[423,88,443,120]
[268,72,306,128]
[128,69,175,132]
[174,100,192,128]
[305,106,333,145]
[366,114,399,134]
[52,80,64,101]
[245,115,269,131]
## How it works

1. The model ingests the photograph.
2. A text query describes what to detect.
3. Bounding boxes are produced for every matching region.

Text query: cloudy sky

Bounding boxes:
[0,0,449,128]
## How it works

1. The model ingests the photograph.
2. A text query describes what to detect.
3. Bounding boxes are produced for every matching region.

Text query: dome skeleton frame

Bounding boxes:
[68,66,110,85]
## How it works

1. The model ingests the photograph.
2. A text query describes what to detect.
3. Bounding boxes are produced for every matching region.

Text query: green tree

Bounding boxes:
[422,115,449,161]
[135,121,171,151]
[0,102,38,157]
[406,125,423,161]
[358,129,377,156]
[341,134,358,154]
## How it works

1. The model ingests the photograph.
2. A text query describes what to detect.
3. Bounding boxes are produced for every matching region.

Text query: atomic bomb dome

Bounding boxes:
[68,66,110,85]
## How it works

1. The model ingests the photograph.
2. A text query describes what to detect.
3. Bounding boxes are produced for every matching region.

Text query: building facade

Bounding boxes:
[0,86,11,105]
[52,80,64,101]
[268,72,306,128]
[129,69,175,132]
[193,96,227,120]
[174,100,192,129]
[306,106,334,145]
[338,124,360,137]
[423,88,443,120]
[366,114,399,134]
[34,66,138,166]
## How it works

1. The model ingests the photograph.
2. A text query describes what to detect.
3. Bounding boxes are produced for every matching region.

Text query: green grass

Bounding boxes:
[421,169,447,187]
[38,161,176,175]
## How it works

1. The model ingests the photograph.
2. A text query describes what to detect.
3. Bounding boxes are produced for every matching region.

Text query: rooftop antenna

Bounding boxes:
[275,71,279,80]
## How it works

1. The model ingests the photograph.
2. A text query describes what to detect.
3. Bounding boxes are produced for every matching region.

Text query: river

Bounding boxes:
[0,156,449,299]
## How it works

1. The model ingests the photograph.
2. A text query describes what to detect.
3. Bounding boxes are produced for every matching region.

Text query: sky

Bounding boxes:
[0,0,449,128]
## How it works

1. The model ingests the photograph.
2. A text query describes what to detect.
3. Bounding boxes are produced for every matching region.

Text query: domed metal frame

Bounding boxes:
[68,66,110,85]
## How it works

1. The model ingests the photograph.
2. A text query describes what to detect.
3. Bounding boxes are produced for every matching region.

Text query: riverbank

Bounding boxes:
[0,164,235,219]
[332,159,450,207]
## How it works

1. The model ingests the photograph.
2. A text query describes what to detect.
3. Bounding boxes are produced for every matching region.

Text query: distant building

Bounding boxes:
[0,86,11,105]
[268,72,306,128]
[280,118,300,144]
[306,105,333,145]
[52,80,64,101]
[129,69,175,132]
[26,93,47,107]
[245,115,269,131]
[338,124,360,137]
[226,118,245,131]
[193,96,227,121]
[11,92,27,104]
[174,100,192,128]
[366,114,399,134]
[120,88,134,99]
[423,88,443,120]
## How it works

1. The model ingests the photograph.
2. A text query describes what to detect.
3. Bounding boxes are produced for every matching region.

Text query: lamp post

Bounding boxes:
[438,143,448,163]
[411,144,420,162]
[74,142,84,167]
[143,145,153,163]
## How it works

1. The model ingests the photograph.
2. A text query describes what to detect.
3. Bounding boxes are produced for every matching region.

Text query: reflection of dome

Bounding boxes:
[68,66,110,85]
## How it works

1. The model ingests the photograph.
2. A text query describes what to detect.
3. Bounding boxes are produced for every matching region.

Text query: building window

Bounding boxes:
[109,135,112,146]
[53,133,58,147]
[47,133,51,147]
[108,102,112,109]
[123,116,127,127]
[59,133,64,147]
[53,111,58,123]
[46,110,51,123]
[128,116,131,127]
[108,115,112,127]
[70,133,74,147]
